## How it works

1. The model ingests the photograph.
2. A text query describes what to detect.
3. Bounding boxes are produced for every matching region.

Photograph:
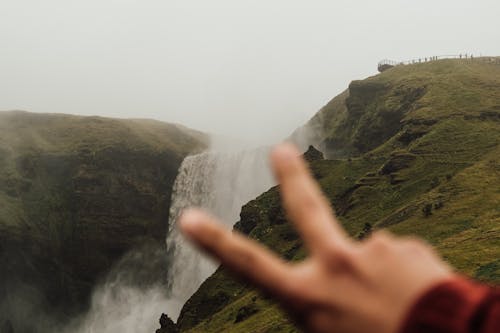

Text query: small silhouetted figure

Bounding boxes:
[460,54,462,59]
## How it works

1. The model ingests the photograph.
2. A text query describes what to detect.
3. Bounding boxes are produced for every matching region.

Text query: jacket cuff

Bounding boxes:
[399,276,491,333]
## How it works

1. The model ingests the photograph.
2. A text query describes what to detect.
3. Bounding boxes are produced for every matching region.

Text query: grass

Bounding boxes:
[0,111,209,227]
[185,292,298,333]
[0,111,208,317]
[176,58,500,332]
[0,111,208,155]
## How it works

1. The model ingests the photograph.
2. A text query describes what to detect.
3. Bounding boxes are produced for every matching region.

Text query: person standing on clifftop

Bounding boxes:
[180,143,499,333]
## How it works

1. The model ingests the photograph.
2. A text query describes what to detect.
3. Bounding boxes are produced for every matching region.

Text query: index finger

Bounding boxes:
[271,144,351,256]
[179,209,295,299]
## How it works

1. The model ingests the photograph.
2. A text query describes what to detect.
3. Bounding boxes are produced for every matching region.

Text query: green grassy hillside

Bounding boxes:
[0,111,208,325]
[170,58,500,333]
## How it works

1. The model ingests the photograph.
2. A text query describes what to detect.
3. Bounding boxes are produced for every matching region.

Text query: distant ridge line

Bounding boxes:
[378,55,500,72]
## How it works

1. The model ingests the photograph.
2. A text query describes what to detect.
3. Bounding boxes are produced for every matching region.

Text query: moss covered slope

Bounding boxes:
[175,58,500,333]
[0,111,208,318]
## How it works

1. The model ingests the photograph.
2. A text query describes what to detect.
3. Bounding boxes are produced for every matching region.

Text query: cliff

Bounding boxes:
[175,58,500,332]
[0,111,208,329]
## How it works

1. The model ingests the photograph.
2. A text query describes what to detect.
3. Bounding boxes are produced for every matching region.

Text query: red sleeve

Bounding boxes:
[400,276,500,333]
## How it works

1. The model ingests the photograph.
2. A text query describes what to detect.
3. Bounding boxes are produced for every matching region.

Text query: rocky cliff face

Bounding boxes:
[174,59,500,332]
[0,112,208,330]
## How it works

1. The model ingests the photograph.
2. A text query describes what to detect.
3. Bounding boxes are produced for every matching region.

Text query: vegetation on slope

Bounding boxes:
[172,58,500,333]
[0,111,208,328]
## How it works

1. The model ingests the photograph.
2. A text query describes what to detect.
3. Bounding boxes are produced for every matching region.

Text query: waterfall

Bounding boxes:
[164,147,275,320]
[63,244,171,333]
[63,146,275,332]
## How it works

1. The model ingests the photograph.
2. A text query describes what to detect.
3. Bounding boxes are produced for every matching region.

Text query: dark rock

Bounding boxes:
[267,204,287,226]
[156,313,178,333]
[2,320,14,333]
[357,222,373,240]
[235,201,261,234]
[422,203,433,217]
[303,145,324,162]
[234,303,259,323]
[397,125,430,144]
[177,285,236,331]
[380,151,417,175]
[355,173,381,187]
[434,200,444,210]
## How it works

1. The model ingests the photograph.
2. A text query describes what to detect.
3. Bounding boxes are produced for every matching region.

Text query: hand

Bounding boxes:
[180,143,454,333]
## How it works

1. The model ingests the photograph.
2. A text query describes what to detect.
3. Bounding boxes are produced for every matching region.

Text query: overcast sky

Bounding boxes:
[1,0,499,144]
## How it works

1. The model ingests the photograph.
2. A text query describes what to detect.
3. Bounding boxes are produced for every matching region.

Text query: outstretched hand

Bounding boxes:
[180,144,453,333]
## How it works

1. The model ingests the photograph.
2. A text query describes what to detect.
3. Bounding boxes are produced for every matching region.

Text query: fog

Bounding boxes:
[1,1,499,332]
[1,0,499,144]
[62,244,171,333]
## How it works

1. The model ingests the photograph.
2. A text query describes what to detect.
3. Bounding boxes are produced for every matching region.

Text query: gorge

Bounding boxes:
[1,58,499,333]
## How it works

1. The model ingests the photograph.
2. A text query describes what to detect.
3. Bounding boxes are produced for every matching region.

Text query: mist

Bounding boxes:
[61,139,276,330]
[1,1,499,332]
[1,0,499,144]
[62,244,171,333]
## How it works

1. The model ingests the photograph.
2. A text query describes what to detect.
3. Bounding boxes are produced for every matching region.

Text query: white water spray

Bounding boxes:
[63,245,171,333]
[65,146,275,332]
[164,147,275,320]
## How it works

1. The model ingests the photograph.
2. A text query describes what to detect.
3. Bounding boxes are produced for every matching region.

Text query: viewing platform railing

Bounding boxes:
[378,55,500,72]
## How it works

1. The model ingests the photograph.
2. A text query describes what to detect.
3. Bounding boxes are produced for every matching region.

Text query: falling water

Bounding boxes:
[164,147,275,320]
[63,245,171,333]
[63,146,275,332]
